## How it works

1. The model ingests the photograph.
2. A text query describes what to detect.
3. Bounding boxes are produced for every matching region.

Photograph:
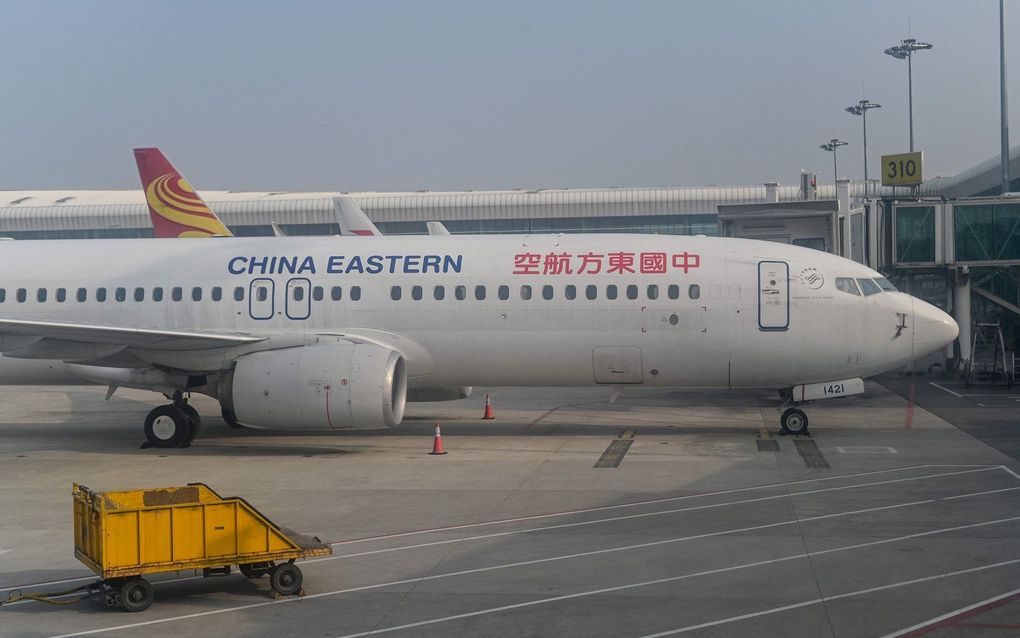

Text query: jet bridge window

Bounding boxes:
[390,286,401,301]
[134,287,145,302]
[455,285,466,301]
[542,285,554,300]
[498,285,509,300]
[475,285,485,301]
[95,288,107,303]
[212,287,223,301]
[330,286,342,301]
[434,285,445,300]
[37,288,47,303]
[56,288,66,303]
[171,287,183,302]
[606,285,618,300]
[234,286,245,302]
[835,277,861,296]
[350,286,362,301]
[668,284,680,300]
[312,286,323,302]
[520,285,532,300]
[647,284,659,300]
[153,287,164,302]
[856,278,881,296]
[76,288,86,302]
[565,285,576,300]
[586,285,597,300]
[626,285,638,300]
[192,287,203,302]
[412,285,423,301]
[115,287,126,302]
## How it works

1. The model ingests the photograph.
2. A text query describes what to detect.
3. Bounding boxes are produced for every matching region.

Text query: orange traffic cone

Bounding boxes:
[481,394,495,420]
[429,422,448,455]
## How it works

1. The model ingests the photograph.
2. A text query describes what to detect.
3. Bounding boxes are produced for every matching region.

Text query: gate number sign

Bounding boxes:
[881,152,923,186]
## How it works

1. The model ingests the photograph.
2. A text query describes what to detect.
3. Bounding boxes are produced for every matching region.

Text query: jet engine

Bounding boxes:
[226,342,406,430]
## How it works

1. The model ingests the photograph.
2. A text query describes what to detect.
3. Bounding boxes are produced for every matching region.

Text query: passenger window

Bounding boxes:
[16,288,26,303]
[542,285,554,300]
[56,288,66,303]
[350,286,361,301]
[212,286,223,301]
[565,285,576,300]
[37,288,47,303]
[312,286,323,301]
[668,284,680,300]
[134,287,145,302]
[192,287,203,301]
[626,285,638,300]
[434,285,445,301]
[330,286,342,301]
[95,288,106,302]
[586,285,597,300]
[521,285,532,300]
[412,285,423,301]
[475,285,486,301]
[172,287,183,302]
[689,284,700,300]
[153,287,164,302]
[498,285,509,300]
[256,287,267,302]
[455,285,466,300]
[647,284,659,300]
[234,287,244,302]
[835,277,861,296]
[606,285,618,300]
[76,288,86,302]
[857,278,881,296]
[390,286,401,301]
[293,286,304,301]
[115,287,126,302]
[0,288,5,303]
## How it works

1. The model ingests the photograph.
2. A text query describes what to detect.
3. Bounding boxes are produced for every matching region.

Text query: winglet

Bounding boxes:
[333,196,380,236]
[133,148,233,238]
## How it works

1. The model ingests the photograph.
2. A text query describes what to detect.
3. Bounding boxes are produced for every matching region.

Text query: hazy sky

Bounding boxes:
[1,0,1015,192]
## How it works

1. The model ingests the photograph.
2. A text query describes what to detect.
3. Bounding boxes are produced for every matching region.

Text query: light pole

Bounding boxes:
[1000,0,1010,194]
[884,38,933,152]
[846,99,881,196]
[819,139,849,188]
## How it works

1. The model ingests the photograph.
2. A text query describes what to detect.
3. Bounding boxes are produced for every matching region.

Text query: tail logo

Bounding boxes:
[145,174,232,237]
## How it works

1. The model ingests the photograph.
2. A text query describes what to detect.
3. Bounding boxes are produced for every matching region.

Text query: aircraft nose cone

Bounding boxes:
[912,298,960,359]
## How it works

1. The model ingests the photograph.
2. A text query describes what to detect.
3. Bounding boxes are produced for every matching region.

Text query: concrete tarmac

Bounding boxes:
[0,381,1019,637]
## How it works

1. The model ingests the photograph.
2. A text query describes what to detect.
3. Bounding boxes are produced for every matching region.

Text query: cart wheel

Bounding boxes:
[119,578,153,612]
[270,563,303,596]
[239,563,269,579]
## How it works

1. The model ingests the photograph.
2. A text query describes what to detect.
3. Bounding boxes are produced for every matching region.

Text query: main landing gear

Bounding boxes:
[777,389,809,436]
[142,391,201,449]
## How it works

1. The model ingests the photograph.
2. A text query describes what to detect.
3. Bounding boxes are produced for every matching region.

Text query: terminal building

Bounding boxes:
[1,146,1019,373]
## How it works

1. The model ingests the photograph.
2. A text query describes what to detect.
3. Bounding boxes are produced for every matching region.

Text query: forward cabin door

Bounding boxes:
[757,261,790,331]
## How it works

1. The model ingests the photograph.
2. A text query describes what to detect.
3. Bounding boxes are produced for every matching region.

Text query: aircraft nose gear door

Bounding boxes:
[285,278,311,320]
[757,261,789,331]
[249,278,275,320]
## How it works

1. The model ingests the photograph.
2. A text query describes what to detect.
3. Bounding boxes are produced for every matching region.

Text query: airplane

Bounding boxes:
[0,233,957,448]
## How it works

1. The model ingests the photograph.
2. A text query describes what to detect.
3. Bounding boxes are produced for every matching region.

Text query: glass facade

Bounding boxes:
[954,203,1020,262]
[895,206,935,263]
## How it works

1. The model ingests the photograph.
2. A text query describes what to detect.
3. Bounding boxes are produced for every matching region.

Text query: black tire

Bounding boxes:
[270,563,303,596]
[181,404,202,444]
[119,578,153,612]
[780,408,809,436]
[221,406,243,429]
[239,563,269,579]
[144,405,188,448]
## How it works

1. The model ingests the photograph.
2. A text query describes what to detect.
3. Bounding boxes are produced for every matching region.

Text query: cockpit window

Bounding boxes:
[835,277,861,296]
[857,278,882,296]
[874,277,897,291]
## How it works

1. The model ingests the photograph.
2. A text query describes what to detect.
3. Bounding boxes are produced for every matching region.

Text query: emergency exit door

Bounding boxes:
[757,261,789,331]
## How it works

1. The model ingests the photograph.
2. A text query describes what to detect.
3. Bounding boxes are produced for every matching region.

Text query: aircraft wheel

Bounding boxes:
[144,405,188,448]
[119,578,153,612]
[180,404,202,445]
[270,563,303,596]
[780,408,809,436]
[221,406,243,429]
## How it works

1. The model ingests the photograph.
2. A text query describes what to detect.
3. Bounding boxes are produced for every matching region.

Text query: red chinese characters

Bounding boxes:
[511,250,701,275]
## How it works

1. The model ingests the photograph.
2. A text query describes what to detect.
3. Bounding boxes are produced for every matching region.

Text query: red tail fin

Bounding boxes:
[133,148,233,238]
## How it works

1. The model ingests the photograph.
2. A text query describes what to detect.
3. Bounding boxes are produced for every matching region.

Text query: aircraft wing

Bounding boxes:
[0,318,265,352]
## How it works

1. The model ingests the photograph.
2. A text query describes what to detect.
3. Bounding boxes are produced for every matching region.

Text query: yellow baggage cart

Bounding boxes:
[72,483,331,611]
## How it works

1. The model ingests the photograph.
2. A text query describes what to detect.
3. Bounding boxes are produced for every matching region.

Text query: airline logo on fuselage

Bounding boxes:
[512,251,701,275]
[228,254,464,276]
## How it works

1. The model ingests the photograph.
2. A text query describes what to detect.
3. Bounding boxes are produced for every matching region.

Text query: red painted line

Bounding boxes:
[350,230,376,236]
[905,383,916,429]
[955,623,1020,629]
[895,592,1020,637]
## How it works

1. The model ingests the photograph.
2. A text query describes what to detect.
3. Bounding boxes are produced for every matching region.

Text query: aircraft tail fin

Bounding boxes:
[426,221,452,236]
[133,148,233,238]
[333,196,380,236]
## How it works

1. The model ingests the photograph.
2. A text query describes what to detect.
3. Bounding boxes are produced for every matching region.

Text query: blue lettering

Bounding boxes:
[248,256,268,275]
[327,255,345,273]
[443,255,463,273]
[403,255,421,273]
[385,255,401,273]
[365,255,383,274]
[346,255,364,274]
[422,255,441,273]
[228,256,247,275]
[279,256,297,274]
[298,256,316,274]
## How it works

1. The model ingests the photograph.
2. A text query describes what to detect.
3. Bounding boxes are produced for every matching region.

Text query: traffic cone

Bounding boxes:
[429,422,447,455]
[481,394,495,420]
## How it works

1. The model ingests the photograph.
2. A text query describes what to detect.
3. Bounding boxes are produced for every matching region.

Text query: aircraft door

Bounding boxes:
[249,278,274,320]
[757,261,789,331]
[285,278,311,320]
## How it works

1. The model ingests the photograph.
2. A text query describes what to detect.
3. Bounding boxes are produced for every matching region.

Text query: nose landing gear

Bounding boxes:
[142,391,201,449]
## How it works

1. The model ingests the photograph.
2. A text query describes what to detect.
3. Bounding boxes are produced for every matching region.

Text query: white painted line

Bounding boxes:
[0,549,11,557]
[836,446,898,454]
[6,465,1012,597]
[43,505,1020,637]
[930,382,963,398]
[637,559,1020,638]
[880,586,1020,637]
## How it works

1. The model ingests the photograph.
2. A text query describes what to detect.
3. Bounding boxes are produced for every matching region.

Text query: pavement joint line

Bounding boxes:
[929,382,964,398]
[881,587,1020,637]
[39,508,1020,636]
[3,465,1011,596]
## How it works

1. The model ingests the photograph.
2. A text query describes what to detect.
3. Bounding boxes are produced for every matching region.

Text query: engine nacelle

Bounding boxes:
[230,342,406,430]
